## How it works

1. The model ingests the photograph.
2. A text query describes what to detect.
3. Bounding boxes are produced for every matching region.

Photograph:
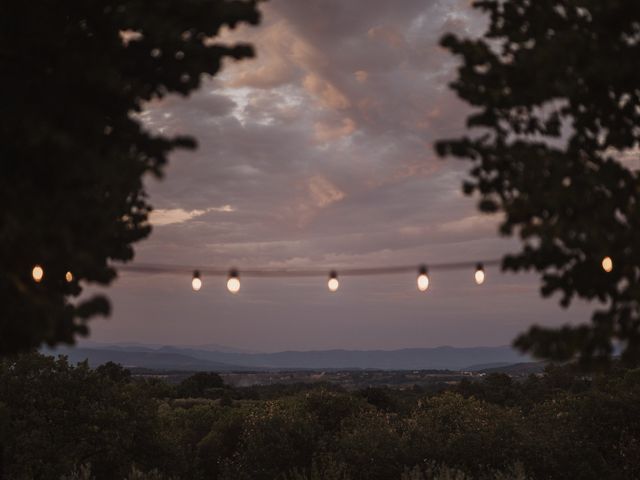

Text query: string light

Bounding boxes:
[32,265,44,283]
[118,259,508,293]
[474,263,485,285]
[328,270,339,292]
[227,269,240,294]
[32,255,625,295]
[417,265,429,292]
[191,270,202,291]
[120,259,501,278]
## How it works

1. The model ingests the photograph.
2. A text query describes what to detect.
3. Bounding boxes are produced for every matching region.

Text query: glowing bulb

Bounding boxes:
[475,263,485,285]
[32,265,44,283]
[227,270,240,294]
[192,270,202,291]
[417,274,429,291]
[602,256,613,273]
[417,265,429,292]
[65,271,73,283]
[328,271,339,292]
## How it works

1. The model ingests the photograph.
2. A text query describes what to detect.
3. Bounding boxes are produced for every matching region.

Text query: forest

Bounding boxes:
[1,354,639,480]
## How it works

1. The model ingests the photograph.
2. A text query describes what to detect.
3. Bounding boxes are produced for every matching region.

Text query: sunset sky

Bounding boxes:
[88,0,593,352]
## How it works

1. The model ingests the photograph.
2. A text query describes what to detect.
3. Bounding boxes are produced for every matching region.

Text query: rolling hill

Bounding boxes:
[45,344,529,371]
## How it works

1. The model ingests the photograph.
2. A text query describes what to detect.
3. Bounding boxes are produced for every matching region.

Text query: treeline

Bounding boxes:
[1,354,639,480]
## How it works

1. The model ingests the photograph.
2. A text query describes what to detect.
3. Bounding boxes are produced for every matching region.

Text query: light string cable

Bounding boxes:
[117,259,502,278]
[112,259,502,293]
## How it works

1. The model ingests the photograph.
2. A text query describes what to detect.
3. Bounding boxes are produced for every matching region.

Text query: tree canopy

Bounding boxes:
[3,352,640,479]
[0,1,260,355]
[436,0,640,368]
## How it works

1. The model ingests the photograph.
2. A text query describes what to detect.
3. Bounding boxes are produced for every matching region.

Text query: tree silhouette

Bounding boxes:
[0,1,260,355]
[436,1,640,368]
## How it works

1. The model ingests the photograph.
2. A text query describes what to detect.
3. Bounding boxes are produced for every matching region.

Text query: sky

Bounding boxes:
[88,0,595,352]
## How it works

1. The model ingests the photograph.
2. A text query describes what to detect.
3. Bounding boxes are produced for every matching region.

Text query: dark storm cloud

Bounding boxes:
[88,0,589,350]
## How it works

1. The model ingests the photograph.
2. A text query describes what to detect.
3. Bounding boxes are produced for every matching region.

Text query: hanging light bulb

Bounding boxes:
[192,270,202,291]
[602,256,613,273]
[32,265,44,283]
[417,265,429,292]
[227,269,240,294]
[474,263,485,285]
[65,271,74,283]
[327,270,339,292]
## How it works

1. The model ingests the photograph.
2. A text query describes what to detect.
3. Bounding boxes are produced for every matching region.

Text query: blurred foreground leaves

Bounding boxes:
[0,0,260,355]
[437,0,640,368]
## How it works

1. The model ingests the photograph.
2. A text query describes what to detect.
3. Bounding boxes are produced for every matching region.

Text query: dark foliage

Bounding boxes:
[176,372,224,398]
[358,387,399,412]
[0,1,260,355]
[2,354,640,479]
[436,1,640,368]
[0,354,166,479]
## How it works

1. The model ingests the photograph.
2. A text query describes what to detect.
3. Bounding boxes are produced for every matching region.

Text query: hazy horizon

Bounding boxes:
[75,338,522,354]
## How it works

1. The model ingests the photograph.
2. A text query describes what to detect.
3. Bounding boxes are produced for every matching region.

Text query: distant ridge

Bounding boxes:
[45,347,257,371]
[77,340,258,354]
[45,344,529,372]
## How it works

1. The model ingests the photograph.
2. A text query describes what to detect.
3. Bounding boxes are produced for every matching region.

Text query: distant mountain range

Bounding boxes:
[45,343,529,372]
[76,340,258,354]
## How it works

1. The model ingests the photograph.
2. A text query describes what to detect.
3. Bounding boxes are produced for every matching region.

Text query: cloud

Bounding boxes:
[226,21,300,89]
[354,70,368,83]
[367,25,409,49]
[135,0,491,266]
[308,175,346,207]
[303,74,351,110]
[437,214,502,235]
[149,206,235,226]
[314,117,356,142]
